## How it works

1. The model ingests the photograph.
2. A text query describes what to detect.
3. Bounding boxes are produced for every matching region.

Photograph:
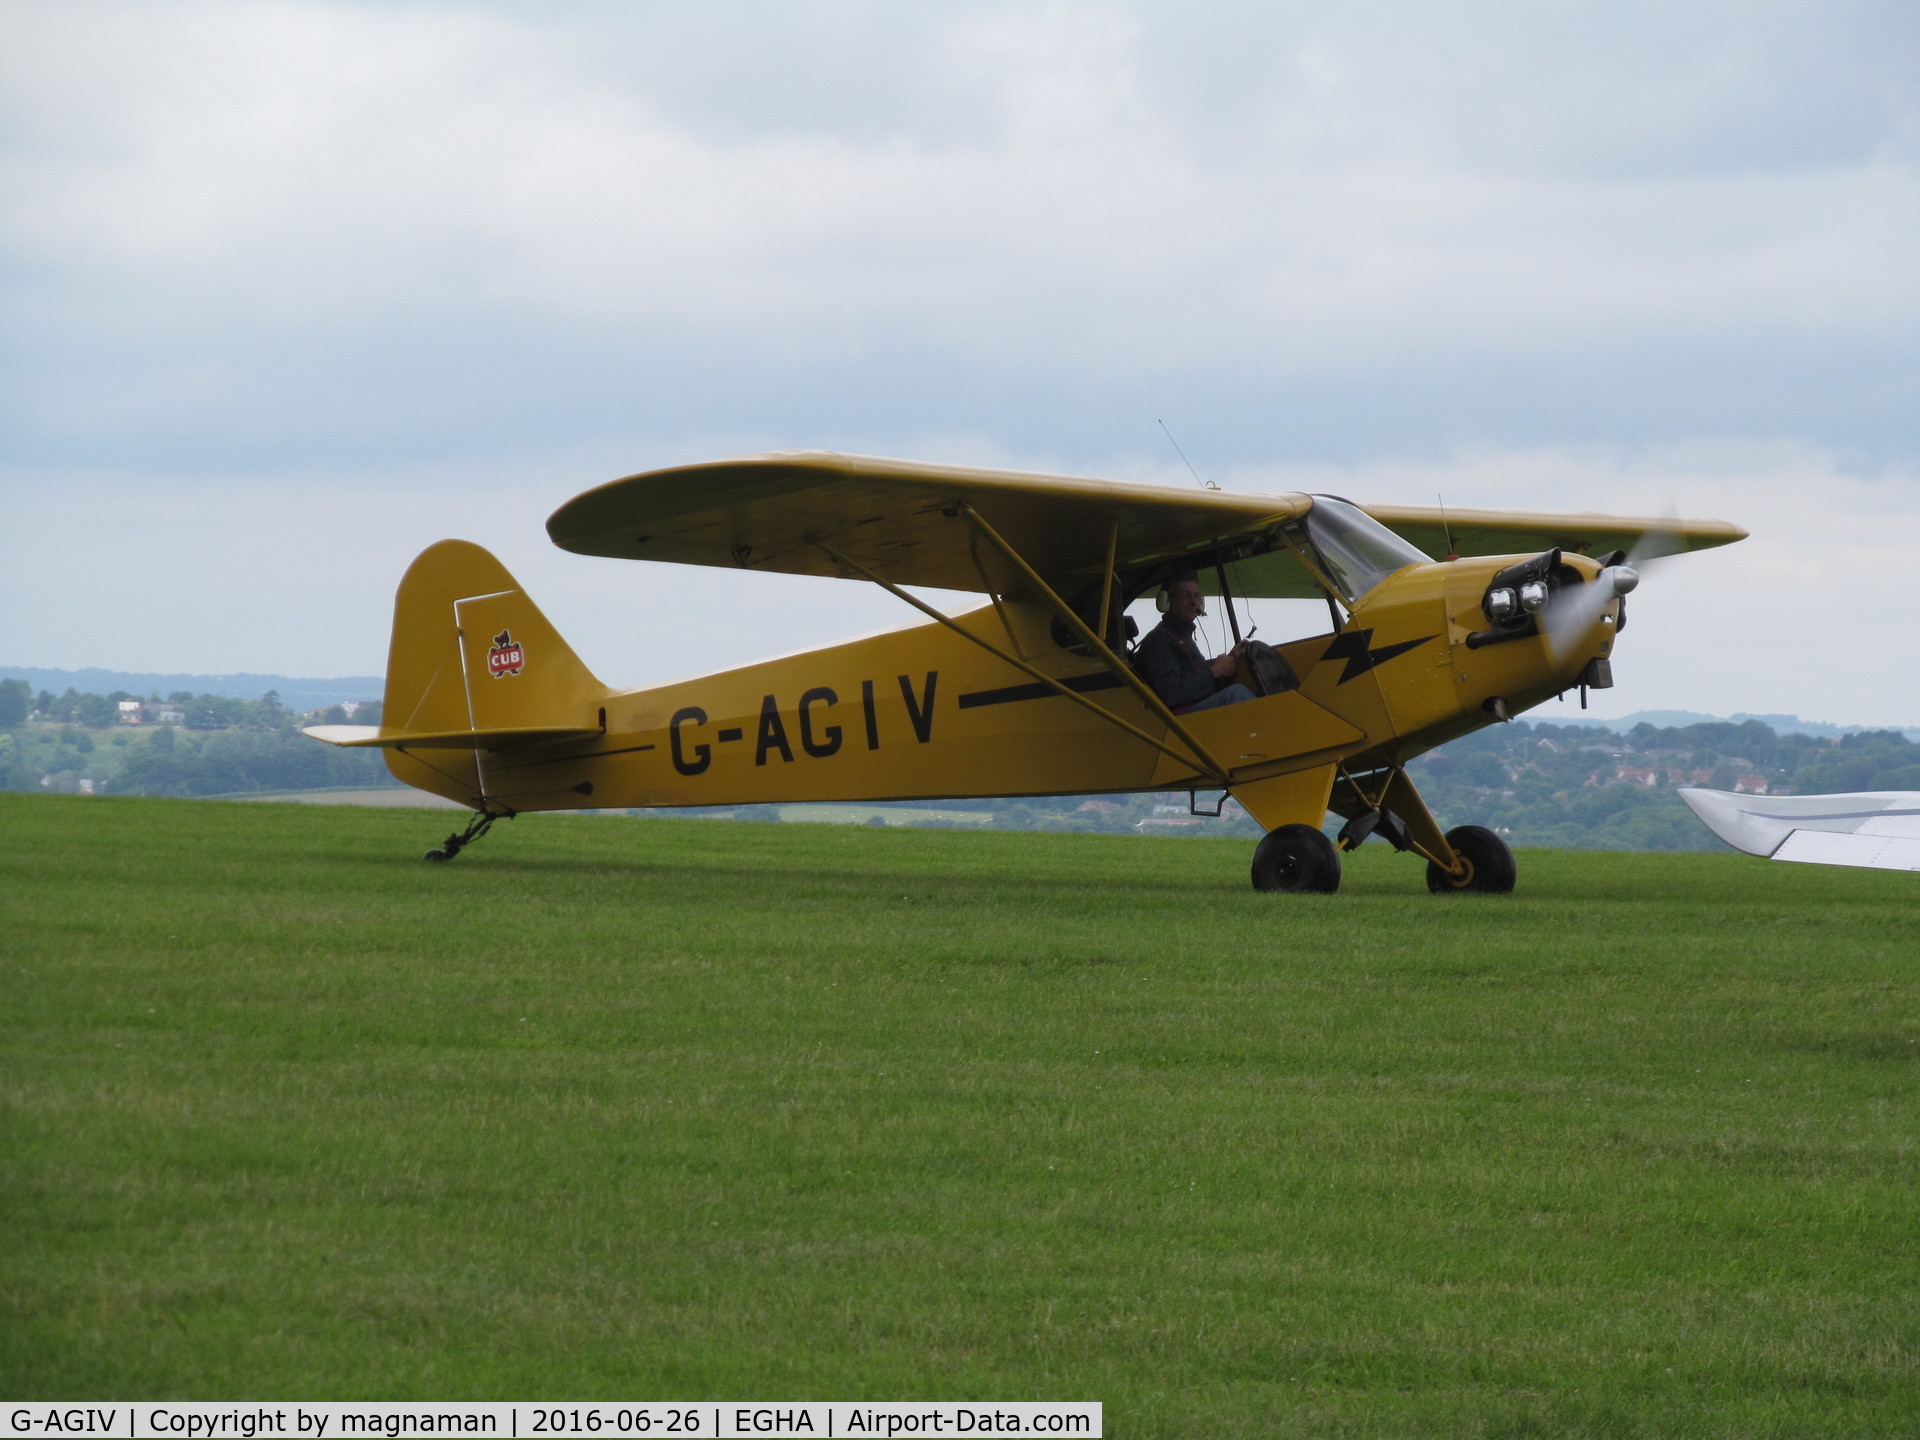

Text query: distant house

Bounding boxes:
[1076,799,1123,815]
[1148,797,1244,819]
[1733,773,1769,795]
[1137,794,1244,831]
[156,709,185,725]
[117,700,143,723]
[1615,766,1659,786]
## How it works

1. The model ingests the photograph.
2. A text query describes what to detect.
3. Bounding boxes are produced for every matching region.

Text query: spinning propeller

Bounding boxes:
[1539,518,1683,665]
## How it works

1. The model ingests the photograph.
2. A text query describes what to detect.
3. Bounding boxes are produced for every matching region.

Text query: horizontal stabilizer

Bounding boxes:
[303,723,602,751]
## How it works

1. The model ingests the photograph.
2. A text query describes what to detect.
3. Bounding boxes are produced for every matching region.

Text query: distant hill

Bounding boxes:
[1559,710,1920,744]
[1,666,383,713]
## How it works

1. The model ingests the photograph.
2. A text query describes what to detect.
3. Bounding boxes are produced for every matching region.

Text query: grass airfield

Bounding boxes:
[4,794,1918,1435]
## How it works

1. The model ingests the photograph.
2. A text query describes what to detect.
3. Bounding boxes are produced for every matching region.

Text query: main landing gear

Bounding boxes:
[424,807,512,862]
[1251,824,1342,893]
[1424,824,1516,894]
[1247,765,1518,895]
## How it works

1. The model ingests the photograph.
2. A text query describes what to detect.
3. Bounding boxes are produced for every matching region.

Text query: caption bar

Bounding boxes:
[8,1407,1099,1440]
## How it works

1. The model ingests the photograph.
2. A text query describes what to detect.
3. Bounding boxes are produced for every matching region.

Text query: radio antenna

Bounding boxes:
[1438,492,1458,561]
[1158,419,1218,490]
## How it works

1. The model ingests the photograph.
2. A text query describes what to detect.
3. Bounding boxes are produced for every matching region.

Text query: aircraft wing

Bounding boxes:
[547,451,1310,594]
[1680,787,1920,871]
[1363,503,1746,560]
[547,450,1746,597]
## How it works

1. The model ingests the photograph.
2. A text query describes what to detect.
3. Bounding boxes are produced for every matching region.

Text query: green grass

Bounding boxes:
[3,794,1918,1435]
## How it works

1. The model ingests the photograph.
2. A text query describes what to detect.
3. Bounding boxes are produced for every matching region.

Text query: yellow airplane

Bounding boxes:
[305,452,1744,892]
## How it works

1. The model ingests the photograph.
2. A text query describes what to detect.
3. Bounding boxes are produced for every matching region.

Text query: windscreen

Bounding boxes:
[1303,496,1432,602]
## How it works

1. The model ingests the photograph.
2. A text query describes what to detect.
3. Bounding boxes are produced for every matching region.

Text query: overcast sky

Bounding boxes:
[4,0,1917,723]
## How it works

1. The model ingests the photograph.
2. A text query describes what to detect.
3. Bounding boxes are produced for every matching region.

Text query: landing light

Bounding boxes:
[1518,580,1550,613]
[1486,587,1519,621]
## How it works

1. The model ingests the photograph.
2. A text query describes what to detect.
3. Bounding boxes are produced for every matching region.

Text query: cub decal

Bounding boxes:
[487,629,525,678]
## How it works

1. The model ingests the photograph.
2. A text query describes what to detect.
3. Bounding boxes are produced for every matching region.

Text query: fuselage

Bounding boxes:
[386,550,1616,824]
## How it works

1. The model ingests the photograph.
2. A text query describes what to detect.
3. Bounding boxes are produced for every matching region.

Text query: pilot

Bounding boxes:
[1136,571,1256,713]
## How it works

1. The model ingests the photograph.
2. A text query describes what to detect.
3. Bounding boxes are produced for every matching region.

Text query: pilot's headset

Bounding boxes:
[1156,578,1207,614]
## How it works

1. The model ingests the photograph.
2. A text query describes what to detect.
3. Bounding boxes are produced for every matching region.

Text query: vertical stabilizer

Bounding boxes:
[383,540,605,737]
[305,540,608,807]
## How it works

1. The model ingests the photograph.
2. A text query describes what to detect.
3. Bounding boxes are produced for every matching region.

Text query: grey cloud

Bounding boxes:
[3,0,1914,474]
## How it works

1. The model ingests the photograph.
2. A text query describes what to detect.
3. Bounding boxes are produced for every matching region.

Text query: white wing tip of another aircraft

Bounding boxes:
[1679,787,1920,871]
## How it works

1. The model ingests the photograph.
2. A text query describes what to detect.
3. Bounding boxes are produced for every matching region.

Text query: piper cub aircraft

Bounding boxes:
[306,452,1744,893]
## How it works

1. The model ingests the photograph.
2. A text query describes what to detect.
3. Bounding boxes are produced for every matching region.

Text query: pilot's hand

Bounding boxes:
[1209,650,1240,679]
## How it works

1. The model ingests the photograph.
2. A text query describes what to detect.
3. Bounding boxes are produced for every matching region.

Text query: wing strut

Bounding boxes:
[1097,520,1119,640]
[810,537,1228,784]
[954,503,1234,784]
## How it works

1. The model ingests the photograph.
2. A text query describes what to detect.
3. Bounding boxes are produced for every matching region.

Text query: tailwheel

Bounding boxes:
[1251,823,1342,894]
[1425,824,1516,894]
[423,806,511,863]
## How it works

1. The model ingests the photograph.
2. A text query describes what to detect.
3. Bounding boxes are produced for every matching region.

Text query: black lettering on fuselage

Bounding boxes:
[669,707,710,775]
[899,671,937,743]
[861,680,880,750]
[798,687,842,757]
[756,694,794,764]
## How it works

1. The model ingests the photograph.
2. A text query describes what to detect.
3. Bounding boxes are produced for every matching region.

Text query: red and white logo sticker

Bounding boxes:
[487,629,525,678]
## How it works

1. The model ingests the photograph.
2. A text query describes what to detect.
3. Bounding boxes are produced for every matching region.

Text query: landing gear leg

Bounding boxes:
[424,807,512,862]
[1234,767,1342,894]
[1331,765,1519,894]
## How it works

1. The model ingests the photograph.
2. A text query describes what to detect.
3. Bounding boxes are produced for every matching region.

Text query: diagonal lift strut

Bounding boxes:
[954,503,1234,784]
[809,528,1231,785]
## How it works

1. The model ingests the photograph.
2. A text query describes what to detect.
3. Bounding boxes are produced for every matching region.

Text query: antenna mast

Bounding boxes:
[1158,420,1219,490]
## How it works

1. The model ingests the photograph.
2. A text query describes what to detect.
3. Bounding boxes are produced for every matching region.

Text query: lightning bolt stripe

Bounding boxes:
[1320,629,1438,684]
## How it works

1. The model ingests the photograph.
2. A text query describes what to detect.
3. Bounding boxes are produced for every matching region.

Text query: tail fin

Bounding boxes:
[306,540,608,787]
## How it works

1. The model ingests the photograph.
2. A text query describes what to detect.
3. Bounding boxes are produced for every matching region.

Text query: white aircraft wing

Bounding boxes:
[1679,788,1920,871]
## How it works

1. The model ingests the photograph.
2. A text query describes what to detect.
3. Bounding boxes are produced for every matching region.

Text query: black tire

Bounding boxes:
[423,848,450,863]
[1426,824,1516,894]
[1251,823,1342,893]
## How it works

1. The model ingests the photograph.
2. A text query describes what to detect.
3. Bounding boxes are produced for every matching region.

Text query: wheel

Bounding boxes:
[1251,823,1342,893]
[1425,824,1516,894]
[423,848,450,862]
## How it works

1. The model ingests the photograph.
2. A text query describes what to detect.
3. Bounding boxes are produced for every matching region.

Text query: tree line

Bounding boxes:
[10,675,1920,849]
[1407,717,1920,851]
[0,679,394,797]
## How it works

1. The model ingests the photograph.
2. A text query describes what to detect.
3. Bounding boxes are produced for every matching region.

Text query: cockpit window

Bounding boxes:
[1301,496,1432,603]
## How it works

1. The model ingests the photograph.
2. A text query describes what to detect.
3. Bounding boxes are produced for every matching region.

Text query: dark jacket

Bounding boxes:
[1136,616,1219,709]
